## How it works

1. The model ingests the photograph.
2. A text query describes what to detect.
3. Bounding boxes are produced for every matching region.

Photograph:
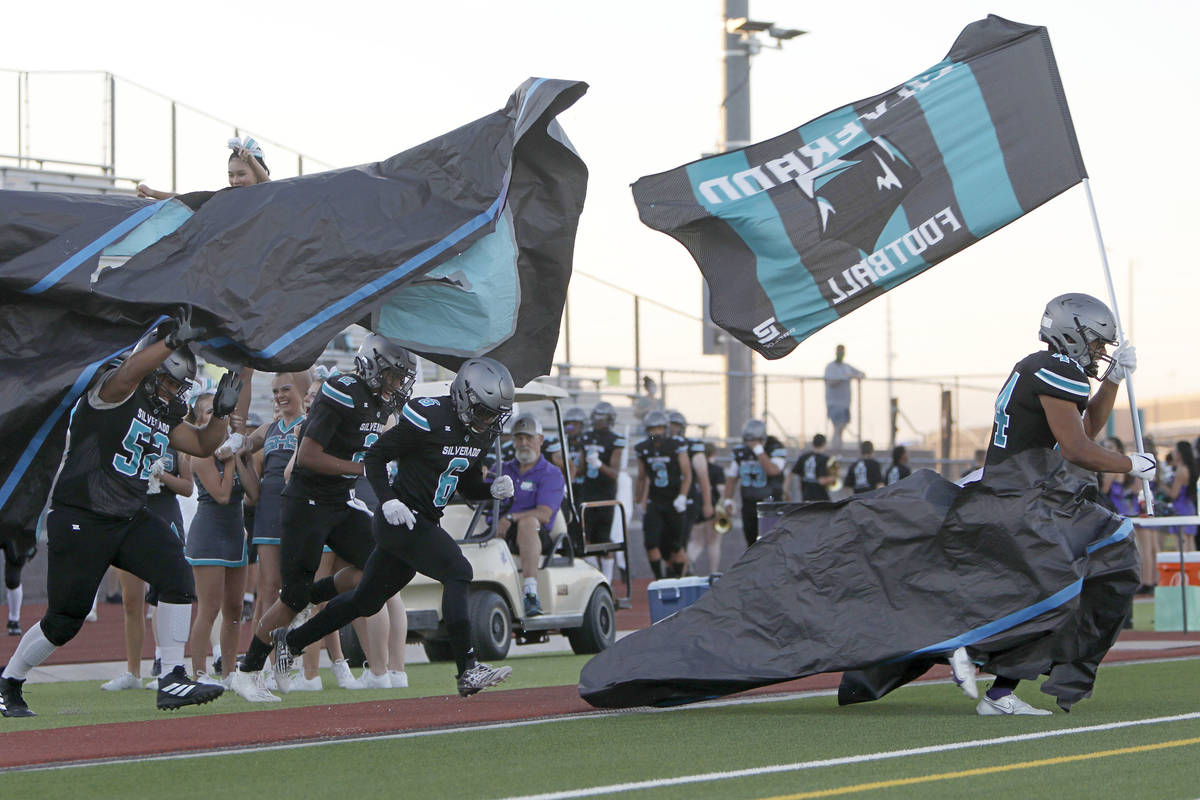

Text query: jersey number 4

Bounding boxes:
[992,372,1020,448]
[112,419,170,479]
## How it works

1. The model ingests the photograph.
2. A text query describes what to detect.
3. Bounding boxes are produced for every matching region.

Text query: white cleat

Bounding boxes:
[229,669,282,703]
[976,692,1052,716]
[289,674,322,692]
[948,647,978,700]
[101,672,141,691]
[388,670,409,689]
[350,669,391,689]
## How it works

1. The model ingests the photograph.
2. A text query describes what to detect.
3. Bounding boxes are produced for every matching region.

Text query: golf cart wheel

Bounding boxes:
[567,585,616,654]
[469,589,512,661]
[421,638,455,663]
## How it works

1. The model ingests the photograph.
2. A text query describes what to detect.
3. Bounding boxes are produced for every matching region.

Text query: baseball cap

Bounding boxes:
[510,414,543,436]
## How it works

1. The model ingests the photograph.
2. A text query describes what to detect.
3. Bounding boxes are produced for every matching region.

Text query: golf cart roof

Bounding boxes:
[411,379,569,403]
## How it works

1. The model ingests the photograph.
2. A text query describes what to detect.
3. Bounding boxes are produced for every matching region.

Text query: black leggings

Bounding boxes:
[288,513,474,665]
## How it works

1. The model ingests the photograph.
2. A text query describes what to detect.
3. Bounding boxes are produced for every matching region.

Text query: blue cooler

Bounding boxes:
[648,575,719,624]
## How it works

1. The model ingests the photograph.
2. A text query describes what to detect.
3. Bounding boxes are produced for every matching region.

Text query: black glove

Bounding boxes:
[162,306,206,350]
[211,371,242,419]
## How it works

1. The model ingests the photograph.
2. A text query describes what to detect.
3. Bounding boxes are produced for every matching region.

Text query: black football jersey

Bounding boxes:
[885,463,911,485]
[792,450,831,501]
[580,427,627,500]
[846,458,883,493]
[52,369,180,519]
[986,350,1090,467]
[565,434,586,489]
[364,395,495,521]
[634,435,687,501]
[285,373,389,503]
[731,436,786,501]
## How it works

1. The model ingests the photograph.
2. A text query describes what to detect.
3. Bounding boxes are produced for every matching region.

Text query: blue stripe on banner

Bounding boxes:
[1087,518,1134,553]
[0,317,167,510]
[253,177,511,359]
[321,381,355,408]
[1035,368,1090,396]
[915,61,1022,238]
[515,78,546,123]
[874,205,928,292]
[902,578,1084,659]
[402,403,431,431]
[686,153,837,338]
[22,201,167,295]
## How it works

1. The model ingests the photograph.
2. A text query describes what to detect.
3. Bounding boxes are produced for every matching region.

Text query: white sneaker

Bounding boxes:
[195,671,225,687]
[101,672,140,691]
[264,670,278,691]
[290,674,322,692]
[388,670,408,689]
[350,669,391,689]
[976,691,1052,716]
[331,659,358,689]
[85,608,98,623]
[948,647,978,700]
[229,669,281,703]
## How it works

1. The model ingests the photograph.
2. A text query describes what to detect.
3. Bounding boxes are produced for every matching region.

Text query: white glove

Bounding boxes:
[381,499,416,529]
[146,473,162,495]
[722,498,735,514]
[751,443,765,456]
[1105,343,1137,384]
[673,494,688,513]
[1128,452,1157,481]
[148,458,166,477]
[490,474,515,500]
[215,432,244,460]
[586,451,602,470]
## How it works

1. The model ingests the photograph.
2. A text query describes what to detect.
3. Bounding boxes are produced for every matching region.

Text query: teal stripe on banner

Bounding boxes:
[875,206,928,292]
[686,153,836,338]
[916,60,1022,238]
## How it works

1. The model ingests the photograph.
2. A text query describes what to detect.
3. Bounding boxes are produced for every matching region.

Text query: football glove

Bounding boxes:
[1128,451,1157,481]
[673,494,688,513]
[211,371,242,419]
[162,305,206,351]
[1104,342,1137,384]
[586,451,603,470]
[381,499,416,529]
[490,475,515,500]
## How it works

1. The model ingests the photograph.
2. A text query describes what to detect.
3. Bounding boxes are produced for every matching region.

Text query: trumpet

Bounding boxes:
[827,456,843,493]
[714,501,733,535]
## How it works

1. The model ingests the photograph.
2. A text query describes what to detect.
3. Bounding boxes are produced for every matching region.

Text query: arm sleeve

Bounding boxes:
[455,460,492,501]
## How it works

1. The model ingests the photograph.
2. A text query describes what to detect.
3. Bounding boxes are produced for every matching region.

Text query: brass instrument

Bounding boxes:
[714,502,733,535]
[827,456,843,493]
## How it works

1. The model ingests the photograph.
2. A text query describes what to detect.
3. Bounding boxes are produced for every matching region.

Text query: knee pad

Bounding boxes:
[41,612,85,647]
[279,579,312,612]
[5,565,20,591]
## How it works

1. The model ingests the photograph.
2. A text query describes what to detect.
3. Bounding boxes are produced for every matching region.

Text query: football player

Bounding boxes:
[271,357,518,697]
[722,420,787,547]
[553,406,588,501]
[668,410,712,569]
[952,293,1151,715]
[578,402,626,553]
[0,309,248,717]
[231,334,416,702]
[634,410,692,579]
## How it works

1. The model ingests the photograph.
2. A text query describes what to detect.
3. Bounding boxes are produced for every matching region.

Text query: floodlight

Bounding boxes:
[769,27,807,40]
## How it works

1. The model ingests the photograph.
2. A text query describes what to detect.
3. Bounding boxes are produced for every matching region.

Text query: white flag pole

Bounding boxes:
[1082,178,1153,515]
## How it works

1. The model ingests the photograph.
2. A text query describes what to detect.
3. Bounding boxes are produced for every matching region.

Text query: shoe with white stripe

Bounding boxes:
[230,669,281,703]
[948,647,978,700]
[156,666,224,710]
[0,675,34,717]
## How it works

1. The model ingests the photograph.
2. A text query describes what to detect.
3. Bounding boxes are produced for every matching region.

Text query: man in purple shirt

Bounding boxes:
[496,414,565,617]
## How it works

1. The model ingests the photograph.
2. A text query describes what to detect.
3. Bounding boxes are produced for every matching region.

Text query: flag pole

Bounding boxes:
[1082,179,1153,512]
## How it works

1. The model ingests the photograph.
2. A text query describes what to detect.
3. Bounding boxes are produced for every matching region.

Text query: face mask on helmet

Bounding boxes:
[356,335,417,410]
[141,351,196,417]
[1038,294,1117,378]
[644,410,669,440]
[451,358,515,435]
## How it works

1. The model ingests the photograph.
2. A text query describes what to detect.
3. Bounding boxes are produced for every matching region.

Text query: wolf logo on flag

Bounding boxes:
[799,136,919,256]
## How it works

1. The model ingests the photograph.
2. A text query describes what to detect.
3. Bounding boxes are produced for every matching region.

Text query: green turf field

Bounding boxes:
[3,656,1198,799]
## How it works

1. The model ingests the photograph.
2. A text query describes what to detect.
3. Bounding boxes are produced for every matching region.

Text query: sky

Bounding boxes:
[4,0,1198,443]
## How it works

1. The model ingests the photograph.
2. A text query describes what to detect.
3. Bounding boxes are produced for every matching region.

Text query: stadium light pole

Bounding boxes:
[718,1,807,441]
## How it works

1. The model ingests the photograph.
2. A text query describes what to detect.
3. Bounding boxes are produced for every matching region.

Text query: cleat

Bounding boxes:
[388,670,409,689]
[523,593,544,617]
[948,647,978,700]
[156,666,223,711]
[289,674,322,692]
[976,690,1052,716]
[101,671,141,691]
[0,675,35,717]
[457,662,512,697]
[331,659,357,689]
[269,628,295,693]
[7,620,21,636]
[350,669,390,690]
[229,669,281,703]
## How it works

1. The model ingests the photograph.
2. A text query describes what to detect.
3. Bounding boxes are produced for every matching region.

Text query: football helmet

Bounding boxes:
[355,333,417,409]
[451,357,515,435]
[132,332,196,417]
[644,409,669,440]
[591,401,616,429]
[667,409,687,435]
[742,419,767,443]
[563,406,587,436]
[1038,293,1117,377]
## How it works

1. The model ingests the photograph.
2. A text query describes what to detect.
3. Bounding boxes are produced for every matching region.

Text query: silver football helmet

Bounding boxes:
[666,410,687,433]
[450,357,515,435]
[644,409,669,439]
[131,331,196,416]
[355,333,417,408]
[742,418,767,443]
[1038,293,1117,377]
[591,401,616,428]
[563,406,587,436]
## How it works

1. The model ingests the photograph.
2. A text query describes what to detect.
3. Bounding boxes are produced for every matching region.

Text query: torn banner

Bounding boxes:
[632,15,1086,358]
[0,78,588,538]
[578,450,1137,711]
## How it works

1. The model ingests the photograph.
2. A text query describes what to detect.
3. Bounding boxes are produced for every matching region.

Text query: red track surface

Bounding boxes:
[2,586,1197,770]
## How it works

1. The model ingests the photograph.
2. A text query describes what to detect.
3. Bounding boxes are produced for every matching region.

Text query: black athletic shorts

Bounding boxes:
[642,499,684,555]
[278,495,374,611]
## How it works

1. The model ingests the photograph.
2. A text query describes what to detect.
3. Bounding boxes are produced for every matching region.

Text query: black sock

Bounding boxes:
[309,576,339,605]
[240,633,272,672]
[649,559,663,579]
[449,619,474,675]
[988,675,1020,699]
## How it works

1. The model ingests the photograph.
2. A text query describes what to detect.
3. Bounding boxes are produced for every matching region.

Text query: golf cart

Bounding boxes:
[400,379,631,661]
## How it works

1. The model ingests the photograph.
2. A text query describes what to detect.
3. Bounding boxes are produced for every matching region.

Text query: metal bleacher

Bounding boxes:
[0,156,140,195]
